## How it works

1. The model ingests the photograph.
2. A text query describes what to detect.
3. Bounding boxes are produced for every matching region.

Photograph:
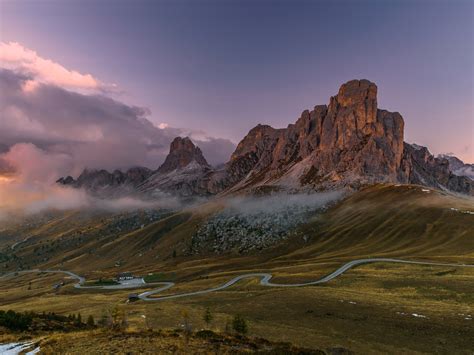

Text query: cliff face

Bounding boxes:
[157,137,210,174]
[218,80,405,191]
[400,143,474,194]
[437,154,474,179]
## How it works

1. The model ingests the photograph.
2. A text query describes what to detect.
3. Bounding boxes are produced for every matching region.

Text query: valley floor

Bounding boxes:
[1,261,473,353]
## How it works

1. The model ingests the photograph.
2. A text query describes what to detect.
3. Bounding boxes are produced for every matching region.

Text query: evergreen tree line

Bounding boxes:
[0,309,96,331]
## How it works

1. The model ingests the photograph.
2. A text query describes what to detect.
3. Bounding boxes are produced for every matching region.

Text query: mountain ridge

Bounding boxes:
[57,79,474,196]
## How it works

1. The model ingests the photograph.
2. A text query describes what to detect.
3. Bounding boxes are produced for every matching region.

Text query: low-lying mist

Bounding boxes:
[0,180,181,223]
[223,190,344,216]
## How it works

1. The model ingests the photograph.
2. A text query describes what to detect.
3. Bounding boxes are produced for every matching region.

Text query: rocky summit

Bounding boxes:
[157,137,210,174]
[57,79,474,196]
[138,137,214,197]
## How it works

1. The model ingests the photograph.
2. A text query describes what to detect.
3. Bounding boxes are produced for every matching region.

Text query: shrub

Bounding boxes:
[195,329,217,339]
[203,307,213,328]
[87,315,95,326]
[232,314,248,335]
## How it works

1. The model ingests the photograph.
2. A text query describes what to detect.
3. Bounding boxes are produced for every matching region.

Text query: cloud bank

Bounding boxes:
[0,42,235,217]
[0,42,107,93]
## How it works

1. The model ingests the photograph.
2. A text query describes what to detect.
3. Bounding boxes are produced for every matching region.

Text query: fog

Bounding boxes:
[223,190,344,216]
[0,180,181,223]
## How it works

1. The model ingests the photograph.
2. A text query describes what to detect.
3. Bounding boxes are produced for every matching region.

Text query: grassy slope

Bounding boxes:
[2,184,473,278]
[279,184,474,264]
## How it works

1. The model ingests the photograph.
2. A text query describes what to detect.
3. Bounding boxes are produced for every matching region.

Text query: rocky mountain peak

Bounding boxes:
[335,79,377,108]
[157,137,210,174]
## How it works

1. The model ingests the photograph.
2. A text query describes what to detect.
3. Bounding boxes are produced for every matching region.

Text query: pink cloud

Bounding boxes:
[0,42,103,92]
[1,143,74,184]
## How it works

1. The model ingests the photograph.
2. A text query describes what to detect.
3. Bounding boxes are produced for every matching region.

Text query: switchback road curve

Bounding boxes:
[1,258,473,302]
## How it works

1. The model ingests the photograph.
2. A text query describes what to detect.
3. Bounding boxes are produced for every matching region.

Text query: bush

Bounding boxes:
[203,307,213,327]
[87,315,95,326]
[232,314,248,335]
[195,329,218,339]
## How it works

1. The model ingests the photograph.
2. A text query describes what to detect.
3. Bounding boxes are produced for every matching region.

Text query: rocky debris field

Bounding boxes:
[190,192,341,254]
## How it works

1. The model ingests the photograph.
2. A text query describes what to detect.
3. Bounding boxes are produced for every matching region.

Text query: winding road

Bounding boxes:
[1,258,473,302]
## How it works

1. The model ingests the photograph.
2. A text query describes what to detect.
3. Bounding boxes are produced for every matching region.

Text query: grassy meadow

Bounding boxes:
[1,184,473,353]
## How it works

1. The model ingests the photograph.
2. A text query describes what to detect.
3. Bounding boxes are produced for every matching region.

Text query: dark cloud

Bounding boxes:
[0,68,235,180]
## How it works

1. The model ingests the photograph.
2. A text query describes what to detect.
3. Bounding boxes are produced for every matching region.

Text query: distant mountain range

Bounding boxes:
[437,153,474,180]
[57,79,474,196]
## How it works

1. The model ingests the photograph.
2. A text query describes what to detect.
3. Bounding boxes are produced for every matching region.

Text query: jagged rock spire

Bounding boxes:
[157,137,210,174]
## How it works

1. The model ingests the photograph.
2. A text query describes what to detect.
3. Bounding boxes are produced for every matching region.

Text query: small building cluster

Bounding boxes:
[116,272,134,281]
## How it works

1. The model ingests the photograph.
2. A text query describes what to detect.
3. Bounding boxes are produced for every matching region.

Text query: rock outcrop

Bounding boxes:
[400,144,473,194]
[157,137,210,174]
[437,154,474,179]
[139,137,214,197]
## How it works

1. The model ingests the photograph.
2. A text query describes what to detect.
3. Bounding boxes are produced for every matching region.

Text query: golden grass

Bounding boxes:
[1,184,474,353]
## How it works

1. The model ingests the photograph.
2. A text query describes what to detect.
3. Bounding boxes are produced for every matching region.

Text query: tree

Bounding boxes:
[98,308,112,328]
[0,310,33,331]
[172,250,177,258]
[203,307,213,328]
[77,313,82,324]
[232,314,248,335]
[86,314,95,326]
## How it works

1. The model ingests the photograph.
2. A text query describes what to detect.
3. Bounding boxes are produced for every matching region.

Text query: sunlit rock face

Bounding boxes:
[215,79,405,191]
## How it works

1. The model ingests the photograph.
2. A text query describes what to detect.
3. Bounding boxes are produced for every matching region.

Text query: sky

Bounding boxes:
[0,0,472,187]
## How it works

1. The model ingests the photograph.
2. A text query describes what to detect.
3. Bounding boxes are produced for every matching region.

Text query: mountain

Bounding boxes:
[156,137,210,174]
[57,167,153,197]
[58,137,214,197]
[57,79,474,196]
[400,144,473,194]
[437,153,474,179]
[214,79,404,192]
[137,137,215,197]
[208,79,472,195]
